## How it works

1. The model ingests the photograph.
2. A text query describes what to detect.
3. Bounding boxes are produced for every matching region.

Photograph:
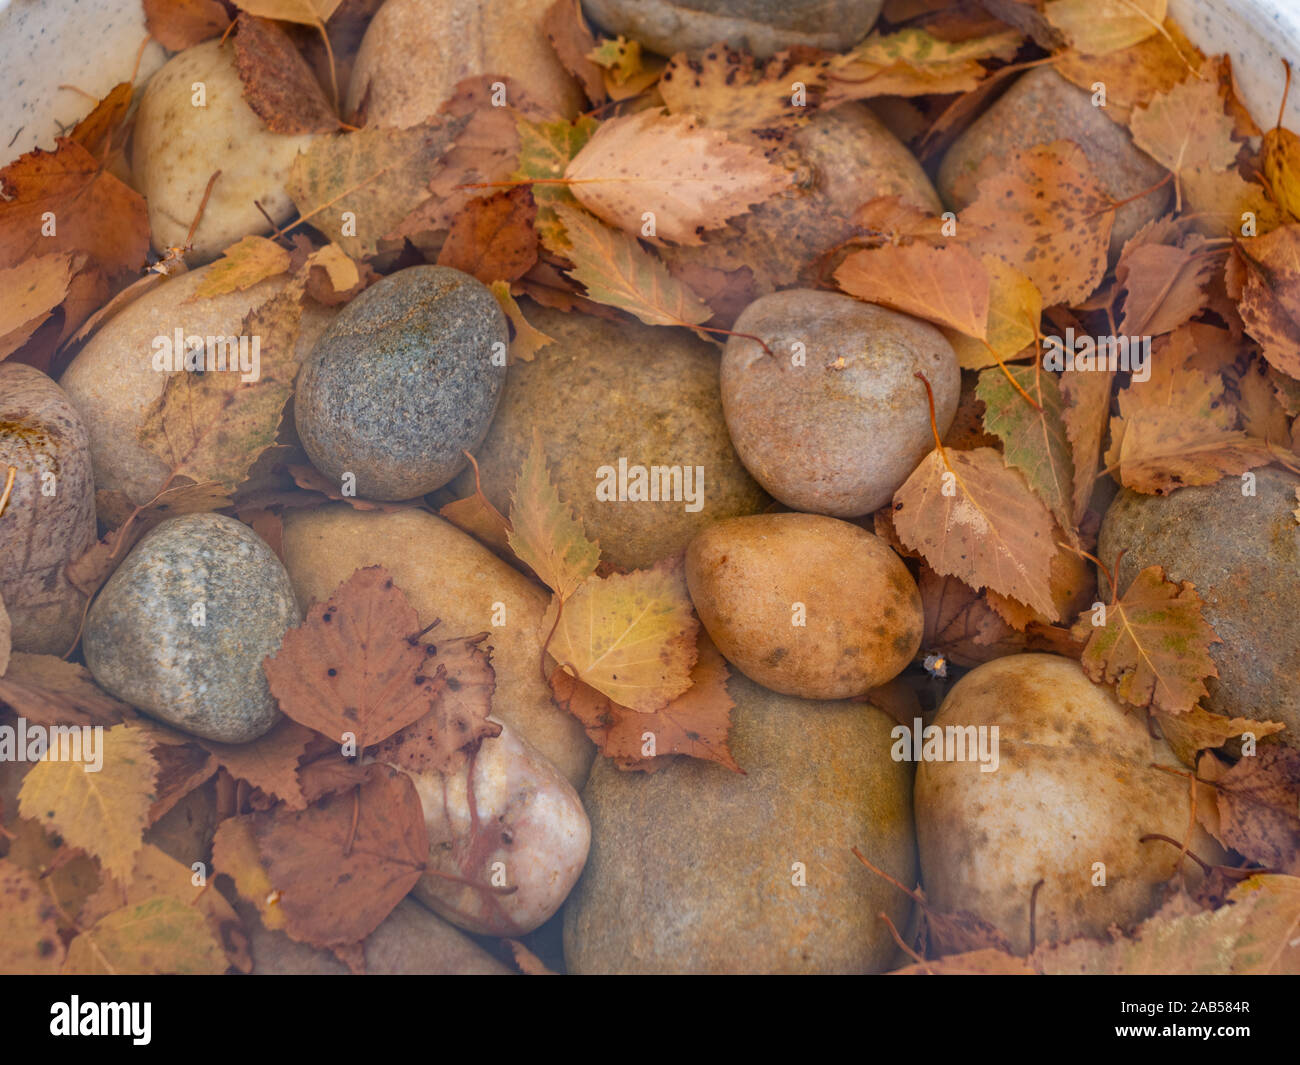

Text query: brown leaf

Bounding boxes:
[370,632,501,777]
[0,138,149,283]
[1116,226,1216,336]
[961,141,1114,306]
[659,46,831,133]
[198,718,316,810]
[541,0,607,106]
[488,281,556,363]
[505,937,559,975]
[918,565,1027,668]
[438,450,514,555]
[234,14,339,135]
[550,634,740,772]
[143,0,232,50]
[1234,223,1300,378]
[1153,705,1286,768]
[146,742,218,826]
[252,762,427,948]
[1060,365,1115,527]
[0,252,77,361]
[263,566,455,750]
[893,447,1059,619]
[436,188,539,284]
[67,83,133,160]
[1075,564,1221,715]
[564,110,790,246]
[0,653,131,729]
[835,243,990,337]
[1130,67,1238,180]
[1212,747,1300,874]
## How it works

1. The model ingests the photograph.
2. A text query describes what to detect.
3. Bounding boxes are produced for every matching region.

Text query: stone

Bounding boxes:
[0,364,96,654]
[1097,468,1300,747]
[661,104,942,325]
[451,303,767,570]
[404,721,590,936]
[294,266,507,501]
[346,0,584,126]
[240,897,513,975]
[686,513,923,698]
[82,513,300,743]
[721,289,960,516]
[915,654,1223,954]
[563,672,917,974]
[60,264,334,506]
[937,67,1169,256]
[133,40,317,261]
[581,0,882,58]
[279,505,594,787]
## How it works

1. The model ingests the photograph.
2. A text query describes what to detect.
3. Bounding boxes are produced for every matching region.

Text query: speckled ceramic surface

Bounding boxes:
[0,0,166,168]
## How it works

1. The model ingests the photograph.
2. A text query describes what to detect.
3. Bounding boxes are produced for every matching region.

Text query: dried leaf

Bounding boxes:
[541,0,606,106]
[1262,123,1300,222]
[943,256,1042,370]
[513,114,599,252]
[234,13,338,135]
[199,719,315,810]
[660,47,831,132]
[263,566,458,750]
[544,557,699,713]
[549,633,739,772]
[1075,564,1221,714]
[1130,70,1238,179]
[0,252,77,361]
[488,281,555,363]
[230,0,342,26]
[189,235,292,300]
[0,859,66,974]
[63,895,227,974]
[436,188,539,284]
[438,448,514,553]
[1153,705,1286,767]
[143,0,232,50]
[0,653,130,729]
[1212,747,1300,874]
[893,447,1059,619]
[1044,0,1166,56]
[564,110,790,246]
[1116,227,1216,336]
[507,430,599,601]
[892,948,1039,975]
[836,242,989,337]
[552,203,711,326]
[1060,364,1115,525]
[961,142,1114,305]
[17,723,158,882]
[1234,223,1300,378]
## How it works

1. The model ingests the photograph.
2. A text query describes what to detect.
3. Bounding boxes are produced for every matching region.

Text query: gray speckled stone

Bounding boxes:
[581,0,881,58]
[83,513,300,743]
[1097,468,1300,748]
[937,68,1169,257]
[0,364,96,655]
[295,266,507,501]
[721,290,959,517]
[563,672,916,974]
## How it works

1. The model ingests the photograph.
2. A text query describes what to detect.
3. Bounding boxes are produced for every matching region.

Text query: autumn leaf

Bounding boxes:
[0,860,66,974]
[370,631,501,776]
[0,652,130,729]
[1035,874,1300,974]
[1110,409,1277,494]
[660,47,831,132]
[1210,747,1300,874]
[1263,121,1300,222]
[1044,0,1166,56]
[299,241,367,304]
[917,565,1026,668]
[961,142,1114,305]
[550,633,739,772]
[439,448,514,554]
[588,35,643,86]
[17,723,158,882]
[199,718,316,810]
[264,566,469,751]
[892,948,1039,975]
[1153,704,1286,767]
[513,114,599,251]
[564,110,790,246]
[188,235,291,300]
[0,138,149,282]
[541,0,606,106]
[488,281,555,362]
[67,82,133,160]
[942,256,1042,371]
[0,252,77,361]
[893,447,1059,619]
[136,293,304,493]
[824,27,1021,103]
[545,557,699,713]
[1075,564,1220,714]
[551,204,711,326]
[286,113,467,258]
[976,363,1076,534]
[1061,365,1116,525]
[1182,166,1282,238]
[229,0,342,24]
[234,14,338,135]
[1233,223,1300,378]
[436,188,539,284]
[835,243,989,338]
[1115,223,1216,335]
[507,429,599,601]
[1130,70,1237,181]
[64,896,228,975]
[252,762,428,948]
[143,0,231,51]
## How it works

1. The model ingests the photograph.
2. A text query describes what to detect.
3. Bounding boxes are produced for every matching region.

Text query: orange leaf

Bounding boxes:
[835,243,990,338]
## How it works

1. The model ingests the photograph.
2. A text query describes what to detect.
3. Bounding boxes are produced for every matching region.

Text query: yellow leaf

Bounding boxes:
[18,723,157,883]
[489,280,554,362]
[188,235,290,300]
[1263,126,1300,221]
[507,429,599,601]
[229,0,341,27]
[0,859,66,973]
[1045,0,1166,56]
[63,895,227,974]
[212,816,285,931]
[944,257,1042,370]
[545,558,698,712]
